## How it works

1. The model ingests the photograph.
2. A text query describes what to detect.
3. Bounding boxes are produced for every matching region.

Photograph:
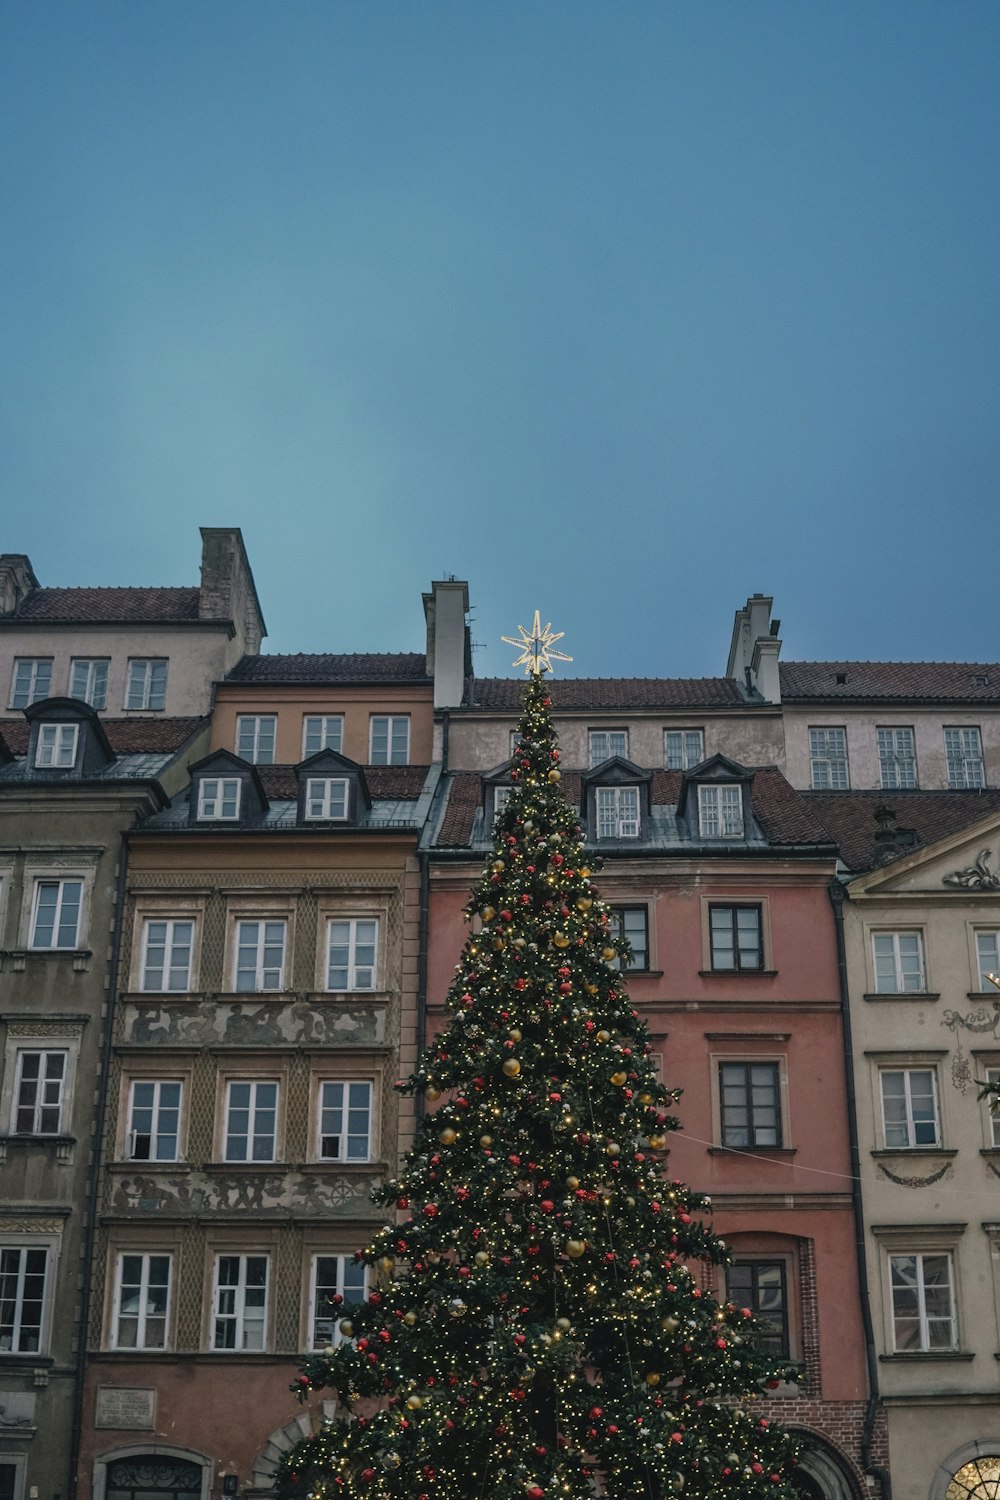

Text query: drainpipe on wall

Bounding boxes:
[68,828,132,1500]
[416,711,450,1116]
[828,878,892,1500]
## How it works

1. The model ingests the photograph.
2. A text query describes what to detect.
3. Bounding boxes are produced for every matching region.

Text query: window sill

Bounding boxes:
[699,970,777,979]
[863,992,940,1003]
[709,1146,796,1158]
[7,949,91,973]
[871,1149,957,1160]
[206,1159,384,1173]
[880,1351,972,1363]
[0,1136,75,1164]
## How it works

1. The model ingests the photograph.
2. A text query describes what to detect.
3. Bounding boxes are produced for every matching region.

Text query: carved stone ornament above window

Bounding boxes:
[942,849,1000,890]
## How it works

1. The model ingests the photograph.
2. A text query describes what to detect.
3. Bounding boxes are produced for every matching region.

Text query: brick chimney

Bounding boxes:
[726,592,782,703]
[0,555,40,616]
[423,580,472,709]
[198,528,266,652]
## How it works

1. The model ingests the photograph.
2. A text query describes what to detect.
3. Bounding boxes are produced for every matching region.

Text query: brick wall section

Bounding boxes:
[762,1396,888,1499]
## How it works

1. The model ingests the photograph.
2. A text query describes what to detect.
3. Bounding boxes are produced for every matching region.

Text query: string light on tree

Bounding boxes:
[277,618,800,1500]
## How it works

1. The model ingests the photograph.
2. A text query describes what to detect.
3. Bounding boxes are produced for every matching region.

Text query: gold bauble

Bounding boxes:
[601,946,618,961]
[596,1030,611,1043]
[403,1311,417,1326]
[338,1319,354,1337]
[424,1085,441,1101]
[646,1372,662,1386]
[662,1315,679,1333]
[649,1134,667,1150]
[556,1317,571,1331]
[482,906,496,922]
[480,1134,493,1148]
[406,1395,423,1410]
[508,1028,522,1042]
[639,1093,652,1105]
[553,931,570,948]
[548,769,561,781]
[378,1255,395,1273]
[580,867,591,877]
[585,983,599,995]
[502,1058,521,1078]
[439,1127,458,1145]
[566,1239,587,1259]
[474,1250,490,1266]
[567,1176,580,1189]
[492,860,505,872]
[493,937,506,951]
[605,1141,621,1156]
[611,1071,627,1086]
[576,897,592,911]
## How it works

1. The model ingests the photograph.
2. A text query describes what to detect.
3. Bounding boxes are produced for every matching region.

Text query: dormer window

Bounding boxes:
[589,730,628,767]
[198,778,241,821]
[493,786,511,815]
[35,724,78,769]
[596,786,640,839]
[305,778,349,820]
[698,783,743,838]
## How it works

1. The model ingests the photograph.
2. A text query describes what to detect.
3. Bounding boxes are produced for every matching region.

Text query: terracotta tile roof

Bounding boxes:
[0,716,205,756]
[436,773,483,847]
[806,790,1000,873]
[7,587,201,623]
[466,677,748,710]
[257,765,430,801]
[750,768,836,845]
[780,661,1000,703]
[226,653,430,683]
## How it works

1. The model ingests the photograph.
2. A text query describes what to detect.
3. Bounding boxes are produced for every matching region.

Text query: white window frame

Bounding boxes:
[125,658,168,711]
[197,777,242,821]
[608,906,649,971]
[233,919,287,992]
[211,1253,269,1351]
[945,727,985,788]
[983,1067,1000,1149]
[127,1078,183,1162]
[11,1050,66,1136]
[588,730,628,767]
[304,778,349,821]
[10,658,52,710]
[369,715,410,765]
[317,1080,373,1162]
[111,1252,172,1351]
[0,1246,49,1354]
[302,715,344,758]
[664,728,704,771]
[223,1079,279,1163]
[877,726,918,789]
[236,715,277,765]
[808,726,849,790]
[492,786,511,816]
[34,723,78,769]
[595,786,640,839]
[69,657,109,709]
[976,931,1000,992]
[872,930,927,993]
[888,1251,957,1352]
[309,1254,367,1349]
[325,918,379,991]
[29,877,84,950]
[697,783,744,838]
[140,918,195,992]
[879,1067,941,1149]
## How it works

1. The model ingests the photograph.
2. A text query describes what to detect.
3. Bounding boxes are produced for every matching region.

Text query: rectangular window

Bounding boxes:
[945,727,985,789]
[664,729,705,771]
[698,783,744,838]
[0,1248,47,1353]
[197,777,241,821]
[710,905,764,972]
[113,1253,171,1350]
[126,658,168,711]
[877,727,917,789]
[492,786,511,816]
[589,730,628,767]
[10,659,52,709]
[609,907,649,971]
[302,715,344,757]
[236,715,277,765]
[369,715,410,765]
[889,1252,957,1351]
[305,778,349,820]
[212,1254,268,1351]
[30,879,83,949]
[880,1069,940,1148]
[976,933,1000,991]
[141,919,194,992]
[318,1080,373,1161]
[35,724,78,768]
[985,1068,1000,1149]
[720,1061,781,1147]
[872,931,926,993]
[69,658,109,709]
[726,1262,789,1356]
[235,920,286,991]
[809,727,849,789]
[596,786,640,839]
[224,1080,279,1162]
[326,919,378,991]
[12,1051,66,1135]
[310,1255,367,1349]
[128,1080,182,1161]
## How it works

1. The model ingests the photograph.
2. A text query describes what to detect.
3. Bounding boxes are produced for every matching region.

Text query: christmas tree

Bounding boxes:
[279,655,800,1500]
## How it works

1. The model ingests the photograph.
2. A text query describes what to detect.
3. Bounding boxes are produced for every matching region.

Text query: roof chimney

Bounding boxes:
[198,528,266,650]
[423,580,472,709]
[726,593,782,703]
[0,554,39,617]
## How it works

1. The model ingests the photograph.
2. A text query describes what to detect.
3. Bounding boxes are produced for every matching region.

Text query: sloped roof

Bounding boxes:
[780,661,1000,703]
[6,587,202,623]
[466,678,749,711]
[257,765,430,800]
[226,653,430,683]
[806,790,1000,873]
[0,716,205,756]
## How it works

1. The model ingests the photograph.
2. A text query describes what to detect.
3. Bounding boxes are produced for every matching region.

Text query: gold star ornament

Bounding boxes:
[502,610,573,676]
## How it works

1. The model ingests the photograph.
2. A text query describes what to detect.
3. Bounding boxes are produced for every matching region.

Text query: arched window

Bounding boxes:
[947,1456,1000,1498]
[106,1457,203,1500]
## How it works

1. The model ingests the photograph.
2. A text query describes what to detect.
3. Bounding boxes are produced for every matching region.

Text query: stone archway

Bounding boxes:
[931,1441,1000,1500]
[787,1428,866,1500]
[92,1445,212,1500]
[251,1411,337,1494]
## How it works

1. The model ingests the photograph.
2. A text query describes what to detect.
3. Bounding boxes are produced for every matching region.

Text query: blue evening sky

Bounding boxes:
[2,3,998,678]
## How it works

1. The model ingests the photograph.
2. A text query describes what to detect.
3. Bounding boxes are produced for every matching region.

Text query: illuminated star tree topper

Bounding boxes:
[501,610,573,676]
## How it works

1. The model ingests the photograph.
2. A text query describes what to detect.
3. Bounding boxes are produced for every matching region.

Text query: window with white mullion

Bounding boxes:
[326,919,378,991]
[236,716,276,765]
[0,1247,48,1353]
[113,1253,171,1350]
[224,1080,279,1162]
[197,777,241,820]
[310,1255,367,1348]
[141,919,194,992]
[985,1069,1000,1149]
[128,1080,182,1161]
[872,931,926,993]
[880,1068,940,1148]
[664,729,704,770]
[698,783,743,838]
[596,786,640,839]
[588,730,628,767]
[30,879,83,949]
[12,1051,66,1135]
[492,786,511,816]
[69,657,109,709]
[35,724,78,768]
[889,1252,957,1351]
[11,658,52,709]
[318,1080,373,1162]
[877,727,917,788]
[809,727,849,789]
[369,715,409,765]
[126,658,167,711]
[305,778,348,820]
[302,716,344,757]
[945,727,985,788]
[212,1254,268,1351]
[976,932,1000,991]
[234,920,286,992]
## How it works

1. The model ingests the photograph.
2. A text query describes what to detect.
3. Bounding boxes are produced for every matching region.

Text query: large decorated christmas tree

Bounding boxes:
[279,621,800,1500]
